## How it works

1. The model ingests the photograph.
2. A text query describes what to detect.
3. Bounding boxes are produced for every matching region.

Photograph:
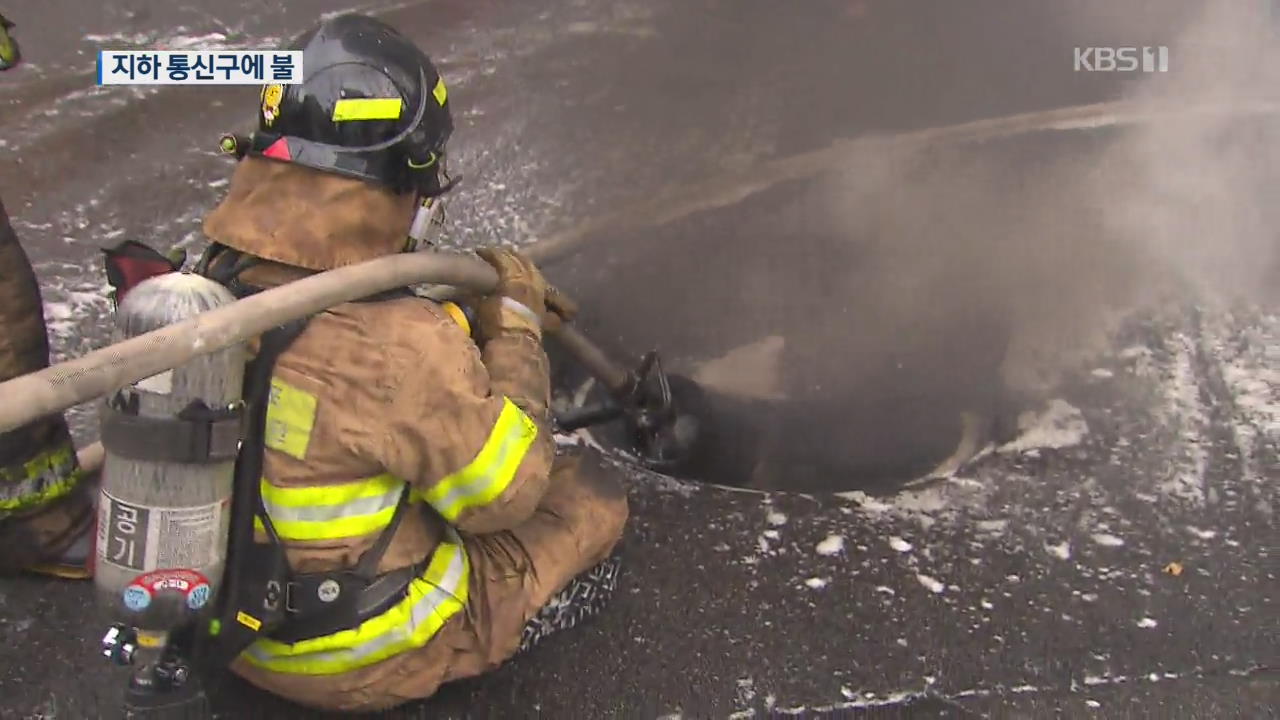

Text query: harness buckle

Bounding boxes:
[284,581,304,614]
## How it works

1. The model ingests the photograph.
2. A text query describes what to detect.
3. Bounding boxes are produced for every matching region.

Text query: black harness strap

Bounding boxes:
[268,485,421,644]
[202,317,311,668]
[194,244,263,300]
[243,320,421,645]
[101,396,242,464]
[203,290,425,663]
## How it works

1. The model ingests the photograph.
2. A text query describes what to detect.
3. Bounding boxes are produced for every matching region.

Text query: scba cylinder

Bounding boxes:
[95,273,245,632]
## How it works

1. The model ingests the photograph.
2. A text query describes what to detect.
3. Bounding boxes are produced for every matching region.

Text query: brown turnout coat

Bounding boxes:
[204,158,627,711]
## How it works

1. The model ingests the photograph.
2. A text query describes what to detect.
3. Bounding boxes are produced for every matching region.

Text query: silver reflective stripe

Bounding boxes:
[335,549,467,664]
[242,542,467,666]
[0,449,75,498]
[500,296,542,329]
[428,429,527,514]
[0,445,79,515]
[0,473,52,502]
[260,487,402,524]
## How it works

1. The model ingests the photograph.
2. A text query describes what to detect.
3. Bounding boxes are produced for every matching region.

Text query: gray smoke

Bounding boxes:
[553,2,1279,490]
[1106,3,1280,304]
[818,2,1280,398]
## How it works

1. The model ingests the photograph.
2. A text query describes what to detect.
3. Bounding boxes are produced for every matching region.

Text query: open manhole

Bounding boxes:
[543,136,1135,493]
[552,340,1014,494]
[543,176,1028,493]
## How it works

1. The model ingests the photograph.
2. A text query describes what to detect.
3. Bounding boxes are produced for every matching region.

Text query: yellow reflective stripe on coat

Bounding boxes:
[240,533,470,675]
[421,398,538,523]
[255,474,404,541]
[0,442,82,516]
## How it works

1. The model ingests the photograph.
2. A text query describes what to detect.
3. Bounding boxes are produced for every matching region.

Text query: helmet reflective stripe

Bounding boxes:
[331,98,404,122]
[240,531,469,674]
[255,474,403,541]
[0,442,82,516]
[420,398,538,523]
[261,66,430,154]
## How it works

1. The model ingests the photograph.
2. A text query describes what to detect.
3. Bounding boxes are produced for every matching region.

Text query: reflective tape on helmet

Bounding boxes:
[432,77,448,106]
[421,398,538,523]
[331,97,404,122]
[255,474,404,541]
[240,531,469,674]
[0,442,82,516]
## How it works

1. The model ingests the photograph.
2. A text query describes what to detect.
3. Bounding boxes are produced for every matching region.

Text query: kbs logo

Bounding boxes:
[1074,46,1169,73]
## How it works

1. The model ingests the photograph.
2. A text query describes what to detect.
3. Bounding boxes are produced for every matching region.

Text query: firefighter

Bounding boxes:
[0,12,19,70]
[0,206,95,579]
[0,13,95,580]
[195,14,628,711]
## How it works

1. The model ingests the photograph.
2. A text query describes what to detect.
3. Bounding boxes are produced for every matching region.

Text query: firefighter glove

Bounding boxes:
[476,247,547,339]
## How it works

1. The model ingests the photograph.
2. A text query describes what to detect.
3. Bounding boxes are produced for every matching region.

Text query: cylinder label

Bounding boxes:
[97,493,150,571]
[97,490,225,571]
[122,569,213,615]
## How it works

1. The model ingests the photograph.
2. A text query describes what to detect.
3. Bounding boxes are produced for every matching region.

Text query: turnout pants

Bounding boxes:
[0,196,90,572]
[231,448,629,711]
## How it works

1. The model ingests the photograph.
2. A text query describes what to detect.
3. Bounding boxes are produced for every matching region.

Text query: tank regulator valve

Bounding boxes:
[102,624,139,666]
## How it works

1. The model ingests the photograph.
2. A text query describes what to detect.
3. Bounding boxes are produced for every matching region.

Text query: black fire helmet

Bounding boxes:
[243,14,454,197]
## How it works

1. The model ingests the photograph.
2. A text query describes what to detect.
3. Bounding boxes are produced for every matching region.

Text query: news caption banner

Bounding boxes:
[97,49,303,85]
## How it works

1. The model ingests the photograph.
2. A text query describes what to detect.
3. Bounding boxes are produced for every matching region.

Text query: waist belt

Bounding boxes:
[240,531,470,675]
[268,558,427,644]
[264,480,418,645]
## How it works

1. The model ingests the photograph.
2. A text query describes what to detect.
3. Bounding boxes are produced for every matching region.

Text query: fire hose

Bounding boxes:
[0,248,702,472]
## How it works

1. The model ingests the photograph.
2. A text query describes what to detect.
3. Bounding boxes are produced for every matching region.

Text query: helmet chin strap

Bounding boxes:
[409,150,458,198]
[405,189,448,252]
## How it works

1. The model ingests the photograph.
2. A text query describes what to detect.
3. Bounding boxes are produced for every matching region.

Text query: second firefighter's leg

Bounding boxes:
[0,197,93,578]
[448,447,629,677]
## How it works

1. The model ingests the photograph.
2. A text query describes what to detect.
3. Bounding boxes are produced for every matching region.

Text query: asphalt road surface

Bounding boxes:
[0,0,1276,717]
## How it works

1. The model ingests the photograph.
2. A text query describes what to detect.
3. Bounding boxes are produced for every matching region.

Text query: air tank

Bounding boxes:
[95,272,244,636]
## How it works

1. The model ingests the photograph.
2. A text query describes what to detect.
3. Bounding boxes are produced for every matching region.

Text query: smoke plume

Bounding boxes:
[818,2,1280,398]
